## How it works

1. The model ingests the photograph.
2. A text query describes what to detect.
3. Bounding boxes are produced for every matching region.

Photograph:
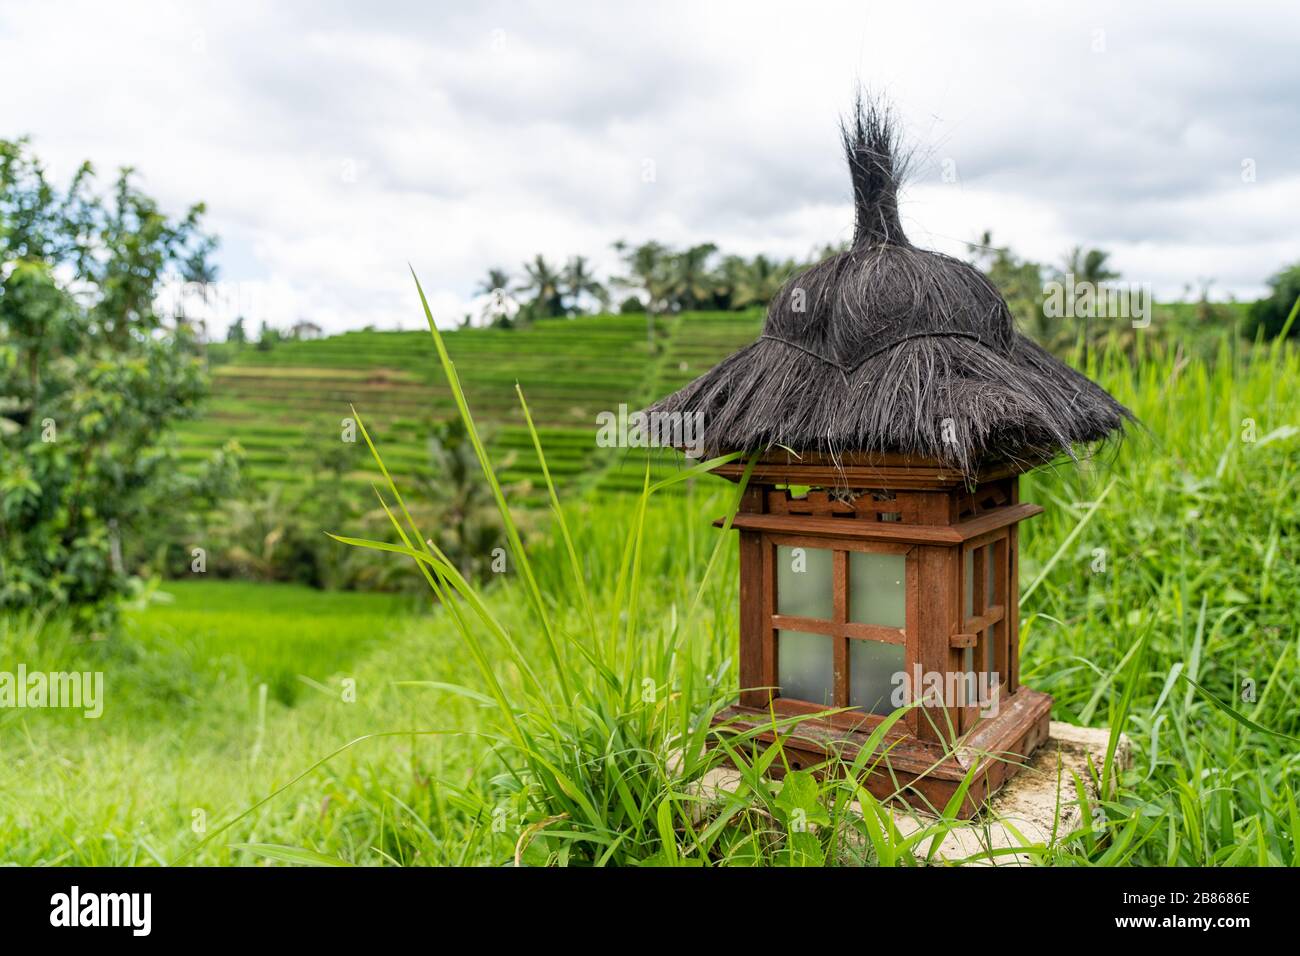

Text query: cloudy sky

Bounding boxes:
[3,1,1297,334]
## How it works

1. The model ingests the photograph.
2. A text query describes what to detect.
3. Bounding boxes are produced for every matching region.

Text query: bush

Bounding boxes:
[0,138,218,629]
[1246,262,1300,340]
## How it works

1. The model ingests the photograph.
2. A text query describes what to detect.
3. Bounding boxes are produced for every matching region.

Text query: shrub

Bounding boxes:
[0,138,218,629]
[1246,262,1300,340]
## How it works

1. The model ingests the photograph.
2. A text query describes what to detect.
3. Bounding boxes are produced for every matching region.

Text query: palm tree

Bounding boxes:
[561,256,607,314]
[516,255,566,319]
[414,419,513,579]
[613,240,667,305]
[718,254,791,310]
[714,255,746,310]
[475,267,512,298]
[474,267,514,328]
[663,242,718,311]
[613,239,672,350]
[1058,246,1120,360]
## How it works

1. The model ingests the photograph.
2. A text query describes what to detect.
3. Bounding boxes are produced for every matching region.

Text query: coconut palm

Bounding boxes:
[516,255,566,319]
[414,418,517,579]
[1058,246,1120,360]
[1062,246,1119,286]
[561,255,608,314]
[663,242,719,311]
[475,267,512,298]
[474,267,515,328]
[612,240,668,309]
[613,239,674,350]
[718,253,791,310]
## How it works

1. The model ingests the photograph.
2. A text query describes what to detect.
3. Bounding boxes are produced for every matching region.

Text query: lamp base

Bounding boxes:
[711,686,1053,818]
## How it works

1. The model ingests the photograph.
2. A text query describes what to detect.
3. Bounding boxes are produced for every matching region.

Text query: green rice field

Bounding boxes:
[181,311,764,502]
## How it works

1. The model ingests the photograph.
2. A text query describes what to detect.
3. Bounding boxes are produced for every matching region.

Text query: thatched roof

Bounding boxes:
[647,98,1132,477]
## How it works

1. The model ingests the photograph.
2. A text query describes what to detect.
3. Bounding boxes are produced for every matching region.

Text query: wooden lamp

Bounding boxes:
[646,100,1130,816]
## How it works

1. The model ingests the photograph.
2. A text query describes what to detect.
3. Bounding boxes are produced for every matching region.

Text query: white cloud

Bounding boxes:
[3,0,1297,335]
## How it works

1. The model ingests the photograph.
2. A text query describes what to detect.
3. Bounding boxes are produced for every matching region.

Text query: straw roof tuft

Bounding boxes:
[647,95,1132,476]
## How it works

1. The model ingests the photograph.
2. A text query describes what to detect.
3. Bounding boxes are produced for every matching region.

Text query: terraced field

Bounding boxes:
[179,310,764,504]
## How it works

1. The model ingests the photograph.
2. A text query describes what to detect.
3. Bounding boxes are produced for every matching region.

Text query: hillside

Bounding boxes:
[178,311,765,503]
[179,300,1254,506]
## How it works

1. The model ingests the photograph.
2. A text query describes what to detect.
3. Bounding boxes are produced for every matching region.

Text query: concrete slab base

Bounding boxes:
[692,721,1130,866]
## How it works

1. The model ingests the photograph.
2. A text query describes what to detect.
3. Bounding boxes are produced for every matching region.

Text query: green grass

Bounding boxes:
[2,314,1298,865]
[0,494,735,865]
[128,581,422,706]
[0,581,437,864]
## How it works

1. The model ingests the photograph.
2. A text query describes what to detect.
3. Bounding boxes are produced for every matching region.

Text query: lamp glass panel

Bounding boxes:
[849,638,905,715]
[776,545,833,620]
[961,646,976,707]
[777,630,834,705]
[849,551,906,627]
[964,548,974,619]
[987,544,998,607]
[986,621,1001,684]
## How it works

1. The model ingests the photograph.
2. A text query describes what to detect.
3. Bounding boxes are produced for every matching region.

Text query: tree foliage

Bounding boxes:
[610,239,802,316]
[0,138,221,627]
[1247,262,1300,340]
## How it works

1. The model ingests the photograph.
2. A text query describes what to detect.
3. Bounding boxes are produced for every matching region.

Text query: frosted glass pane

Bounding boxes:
[850,551,905,627]
[964,548,974,619]
[849,639,905,716]
[987,545,998,607]
[777,630,833,705]
[961,646,975,707]
[986,621,1001,683]
[776,545,833,619]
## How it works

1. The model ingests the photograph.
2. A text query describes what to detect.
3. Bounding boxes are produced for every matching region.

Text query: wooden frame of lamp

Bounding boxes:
[710,451,1053,819]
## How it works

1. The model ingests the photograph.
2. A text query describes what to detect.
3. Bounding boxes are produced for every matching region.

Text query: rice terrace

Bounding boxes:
[0,0,1297,936]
